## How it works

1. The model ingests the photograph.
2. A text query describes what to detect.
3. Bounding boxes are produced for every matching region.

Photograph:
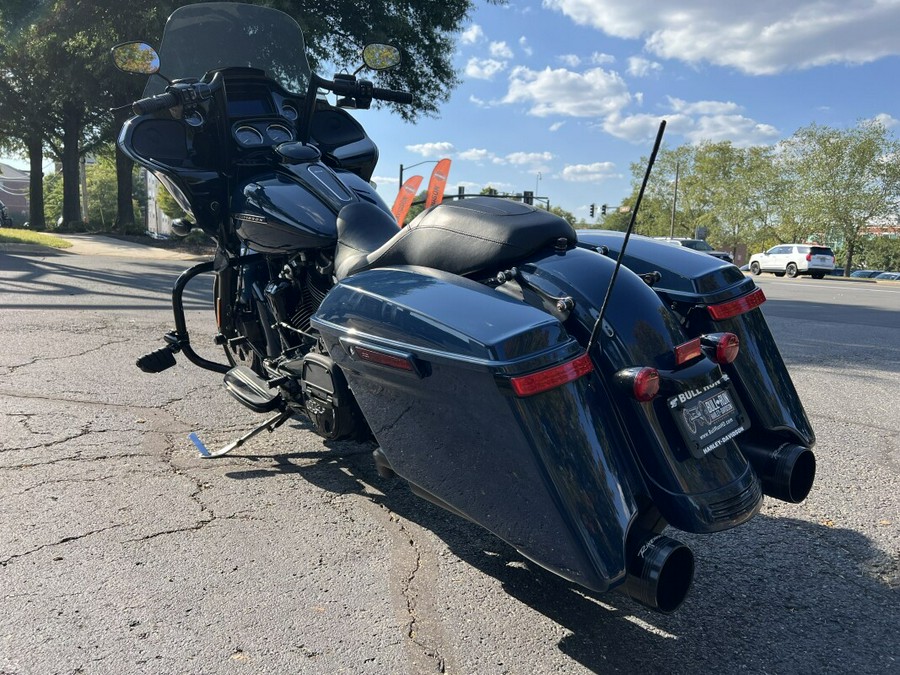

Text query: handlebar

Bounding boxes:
[132,91,179,115]
[372,87,414,104]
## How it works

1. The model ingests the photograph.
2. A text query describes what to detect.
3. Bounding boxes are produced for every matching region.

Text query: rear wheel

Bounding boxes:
[750,262,761,275]
[786,263,799,278]
[811,272,825,279]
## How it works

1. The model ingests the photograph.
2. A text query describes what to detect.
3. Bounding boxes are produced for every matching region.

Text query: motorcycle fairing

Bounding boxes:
[312,265,644,592]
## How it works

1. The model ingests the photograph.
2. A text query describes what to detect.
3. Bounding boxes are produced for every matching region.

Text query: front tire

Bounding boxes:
[750,262,761,275]
[786,263,799,278]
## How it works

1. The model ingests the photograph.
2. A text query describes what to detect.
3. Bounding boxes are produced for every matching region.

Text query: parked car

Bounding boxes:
[850,270,884,278]
[0,200,12,228]
[873,271,900,281]
[748,244,835,279]
[653,237,733,263]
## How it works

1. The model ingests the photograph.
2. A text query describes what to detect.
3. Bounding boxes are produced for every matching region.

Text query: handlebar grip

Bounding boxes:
[372,87,413,104]
[132,91,179,115]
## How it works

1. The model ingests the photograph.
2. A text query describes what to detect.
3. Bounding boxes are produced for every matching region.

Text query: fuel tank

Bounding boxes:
[231,162,390,253]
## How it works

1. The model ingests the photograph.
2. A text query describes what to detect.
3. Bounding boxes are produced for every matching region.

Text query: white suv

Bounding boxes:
[749,244,835,279]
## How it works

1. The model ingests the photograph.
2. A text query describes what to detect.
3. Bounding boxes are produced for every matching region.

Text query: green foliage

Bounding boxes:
[853,236,900,271]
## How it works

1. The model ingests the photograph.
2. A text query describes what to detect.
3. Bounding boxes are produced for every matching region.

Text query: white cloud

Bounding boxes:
[543,0,900,74]
[459,148,496,162]
[591,52,616,65]
[627,56,662,77]
[490,41,515,59]
[519,36,533,56]
[550,122,566,131]
[461,24,484,45]
[503,66,631,117]
[466,57,507,80]
[667,97,742,116]
[405,142,456,158]
[872,113,899,129]
[560,162,620,182]
[505,152,555,171]
[559,54,582,67]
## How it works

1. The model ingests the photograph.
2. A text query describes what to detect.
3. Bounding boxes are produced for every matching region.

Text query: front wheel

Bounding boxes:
[786,263,799,278]
[750,262,761,275]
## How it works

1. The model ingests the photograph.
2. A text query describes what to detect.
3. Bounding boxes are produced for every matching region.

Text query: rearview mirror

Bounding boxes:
[111,42,160,75]
[362,44,401,71]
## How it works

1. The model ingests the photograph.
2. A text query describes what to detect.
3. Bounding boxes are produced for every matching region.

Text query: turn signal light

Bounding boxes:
[701,332,740,364]
[614,366,660,402]
[707,288,765,320]
[510,353,593,397]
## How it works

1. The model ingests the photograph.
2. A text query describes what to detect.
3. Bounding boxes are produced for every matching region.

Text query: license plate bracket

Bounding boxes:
[667,374,749,458]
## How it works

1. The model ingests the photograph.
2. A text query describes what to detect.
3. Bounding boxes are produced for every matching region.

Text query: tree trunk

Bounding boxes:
[114,140,136,233]
[26,134,46,230]
[844,238,855,277]
[60,103,83,228]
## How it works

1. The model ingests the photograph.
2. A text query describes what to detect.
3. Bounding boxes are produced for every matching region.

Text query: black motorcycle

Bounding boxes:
[113,2,816,613]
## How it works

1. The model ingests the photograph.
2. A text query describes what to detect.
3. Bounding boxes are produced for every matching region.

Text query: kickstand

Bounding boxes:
[190,410,292,459]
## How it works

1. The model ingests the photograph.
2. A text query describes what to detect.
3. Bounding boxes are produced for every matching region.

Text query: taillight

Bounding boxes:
[701,332,740,364]
[707,288,765,320]
[510,353,593,397]
[614,366,660,402]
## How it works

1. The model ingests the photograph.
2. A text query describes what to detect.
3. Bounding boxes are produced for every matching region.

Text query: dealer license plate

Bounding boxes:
[667,375,748,458]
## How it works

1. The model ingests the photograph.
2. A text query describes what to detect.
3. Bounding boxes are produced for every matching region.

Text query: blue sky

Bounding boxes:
[359,0,900,219]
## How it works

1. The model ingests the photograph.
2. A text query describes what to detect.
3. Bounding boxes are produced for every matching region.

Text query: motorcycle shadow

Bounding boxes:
[226,435,898,674]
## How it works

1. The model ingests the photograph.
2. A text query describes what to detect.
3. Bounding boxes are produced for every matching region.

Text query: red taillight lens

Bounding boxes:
[633,367,660,401]
[702,332,740,364]
[510,352,593,397]
[353,346,415,371]
[674,337,702,365]
[806,253,812,261]
[707,288,766,320]
[614,367,661,401]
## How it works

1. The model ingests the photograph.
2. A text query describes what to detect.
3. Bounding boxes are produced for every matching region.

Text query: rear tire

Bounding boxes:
[811,272,825,279]
[786,263,798,278]
[750,262,761,275]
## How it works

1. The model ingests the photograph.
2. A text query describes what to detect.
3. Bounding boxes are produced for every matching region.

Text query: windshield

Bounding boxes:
[681,240,713,251]
[144,2,311,96]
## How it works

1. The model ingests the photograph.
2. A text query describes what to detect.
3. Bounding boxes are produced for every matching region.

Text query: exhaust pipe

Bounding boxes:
[739,440,816,504]
[619,531,695,613]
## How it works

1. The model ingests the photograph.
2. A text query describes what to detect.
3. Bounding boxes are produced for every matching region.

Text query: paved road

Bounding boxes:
[1,246,897,674]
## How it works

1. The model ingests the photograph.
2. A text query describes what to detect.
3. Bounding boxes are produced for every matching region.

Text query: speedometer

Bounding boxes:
[235,126,264,146]
[266,124,292,143]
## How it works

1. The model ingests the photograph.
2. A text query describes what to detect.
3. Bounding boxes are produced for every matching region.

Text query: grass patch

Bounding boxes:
[0,228,73,249]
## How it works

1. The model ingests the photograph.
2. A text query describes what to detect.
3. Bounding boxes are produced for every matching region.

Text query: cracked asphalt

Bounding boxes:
[1,245,898,674]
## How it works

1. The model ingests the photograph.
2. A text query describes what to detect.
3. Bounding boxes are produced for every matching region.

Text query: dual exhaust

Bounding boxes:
[621,440,815,613]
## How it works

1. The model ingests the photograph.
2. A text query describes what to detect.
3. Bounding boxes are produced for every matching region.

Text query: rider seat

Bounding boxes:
[334,197,577,281]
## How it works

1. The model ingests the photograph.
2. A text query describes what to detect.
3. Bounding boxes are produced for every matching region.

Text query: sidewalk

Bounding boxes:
[1,233,208,261]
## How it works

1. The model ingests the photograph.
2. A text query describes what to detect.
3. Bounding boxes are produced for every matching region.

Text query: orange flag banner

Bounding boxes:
[391,175,423,226]
[424,158,452,209]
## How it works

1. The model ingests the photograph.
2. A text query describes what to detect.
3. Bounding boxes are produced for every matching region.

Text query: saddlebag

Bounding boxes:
[312,265,645,593]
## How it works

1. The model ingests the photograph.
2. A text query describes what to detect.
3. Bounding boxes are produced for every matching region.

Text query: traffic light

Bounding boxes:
[589,203,595,217]
[601,204,607,216]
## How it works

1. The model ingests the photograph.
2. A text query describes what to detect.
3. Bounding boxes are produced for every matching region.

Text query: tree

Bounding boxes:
[780,122,900,274]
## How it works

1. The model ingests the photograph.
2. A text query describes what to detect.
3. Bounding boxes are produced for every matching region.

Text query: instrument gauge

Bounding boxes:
[235,125,264,146]
[281,104,298,121]
[267,124,292,143]
[184,111,204,127]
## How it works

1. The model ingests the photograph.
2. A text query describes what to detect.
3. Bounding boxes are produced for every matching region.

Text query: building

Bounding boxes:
[0,162,30,225]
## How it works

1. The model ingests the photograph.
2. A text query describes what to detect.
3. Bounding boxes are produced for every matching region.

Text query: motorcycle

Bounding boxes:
[113,2,816,613]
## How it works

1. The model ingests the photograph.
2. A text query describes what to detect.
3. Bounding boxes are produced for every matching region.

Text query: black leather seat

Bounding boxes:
[334,197,577,281]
